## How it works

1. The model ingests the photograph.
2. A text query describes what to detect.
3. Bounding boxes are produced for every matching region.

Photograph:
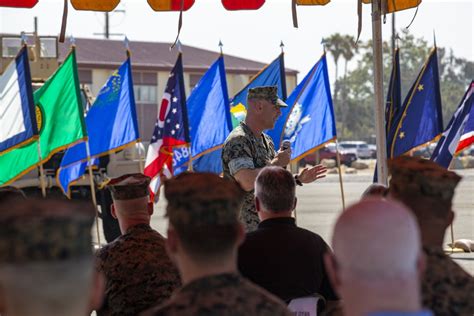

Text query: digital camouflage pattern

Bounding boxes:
[107,173,151,200]
[143,273,292,316]
[164,172,243,227]
[222,122,276,232]
[389,156,461,203]
[421,246,474,316]
[0,199,94,263]
[96,224,180,316]
[247,86,288,107]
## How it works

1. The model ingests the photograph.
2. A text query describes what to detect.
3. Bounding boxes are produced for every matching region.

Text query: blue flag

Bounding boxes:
[186,56,232,173]
[281,55,337,161]
[57,58,140,196]
[388,48,443,157]
[431,81,474,168]
[230,53,287,128]
[0,46,37,154]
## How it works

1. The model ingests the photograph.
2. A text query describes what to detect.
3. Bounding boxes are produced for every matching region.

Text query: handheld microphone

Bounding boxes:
[281,140,291,151]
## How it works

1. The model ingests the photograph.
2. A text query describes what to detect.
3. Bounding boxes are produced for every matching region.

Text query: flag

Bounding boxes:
[431,81,474,168]
[0,45,37,155]
[57,58,140,196]
[183,55,232,173]
[388,48,443,158]
[385,48,402,142]
[0,49,86,185]
[144,54,189,199]
[230,53,287,128]
[281,55,337,161]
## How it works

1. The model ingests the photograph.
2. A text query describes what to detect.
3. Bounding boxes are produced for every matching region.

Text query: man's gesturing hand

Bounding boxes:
[297,164,327,184]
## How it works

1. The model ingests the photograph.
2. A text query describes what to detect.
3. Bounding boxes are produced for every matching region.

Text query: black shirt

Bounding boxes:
[238,217,338,303]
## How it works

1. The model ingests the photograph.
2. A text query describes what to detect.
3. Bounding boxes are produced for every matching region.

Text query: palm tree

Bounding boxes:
[324,33,345,105]
[340,35,357,138]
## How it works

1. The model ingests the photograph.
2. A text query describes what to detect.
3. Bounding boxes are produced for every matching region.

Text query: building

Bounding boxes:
[57,38,298,141]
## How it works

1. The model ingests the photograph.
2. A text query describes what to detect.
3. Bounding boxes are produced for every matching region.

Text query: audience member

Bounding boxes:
[0,186,26,203]
[144,172,292,316]
[324,198,431,316]
[361,183,388,199]
[238,166,338,311]
[389,156,474,315]
[0,199,104,316]
[96,173,180,316]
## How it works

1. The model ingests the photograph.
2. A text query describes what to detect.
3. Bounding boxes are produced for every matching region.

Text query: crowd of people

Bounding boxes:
[0,86,472,315]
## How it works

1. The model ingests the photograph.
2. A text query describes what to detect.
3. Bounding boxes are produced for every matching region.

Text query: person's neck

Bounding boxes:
[178,253,238,286]
[419,225,445,249]
[259,210,293,222]
[342,281,421,316]
[244,117,264,137]
[119,218,150,235]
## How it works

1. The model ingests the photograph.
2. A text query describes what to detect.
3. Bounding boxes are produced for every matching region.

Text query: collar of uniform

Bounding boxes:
[423,245,446,258]
[124,223,152,235]
[240,121,262,139]
[179,273,241,293]
[258,217,296,229]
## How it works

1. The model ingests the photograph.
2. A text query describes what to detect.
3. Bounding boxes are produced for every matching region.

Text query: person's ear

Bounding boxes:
[324,252,342,296]
[255,197,261,213]
[88,271,106,312]
[236,223,246,247]
[147,201,154,216]
[446,209,455,228]
[417,252,427,281]
[165,226,179,262]
[110,204,117,219]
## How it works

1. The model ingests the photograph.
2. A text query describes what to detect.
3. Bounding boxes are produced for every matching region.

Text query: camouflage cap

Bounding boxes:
[389,156,461,203]
[0,199,95,263]
[107,173,151,200]
[247,86,288,107]
[164,172,244,227]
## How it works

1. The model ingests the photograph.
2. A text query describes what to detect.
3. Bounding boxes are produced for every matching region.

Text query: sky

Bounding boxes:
[1,0,473,82]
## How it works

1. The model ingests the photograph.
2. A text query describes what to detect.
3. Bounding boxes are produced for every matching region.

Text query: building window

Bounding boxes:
[134,85,157,104]
[2,38,21,57]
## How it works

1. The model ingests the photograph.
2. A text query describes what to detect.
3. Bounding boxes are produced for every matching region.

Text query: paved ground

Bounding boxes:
[95,167,474,275]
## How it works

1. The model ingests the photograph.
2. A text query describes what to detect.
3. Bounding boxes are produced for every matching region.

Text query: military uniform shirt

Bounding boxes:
[421,246,474,316]
[222,122,276,232]
[96,224,181,316]
[143,273,292,316]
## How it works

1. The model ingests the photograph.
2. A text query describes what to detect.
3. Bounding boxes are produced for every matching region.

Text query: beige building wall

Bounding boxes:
[91,69,114,96]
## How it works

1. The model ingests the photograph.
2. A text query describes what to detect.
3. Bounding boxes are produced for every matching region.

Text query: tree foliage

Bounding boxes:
[324,29,473,141]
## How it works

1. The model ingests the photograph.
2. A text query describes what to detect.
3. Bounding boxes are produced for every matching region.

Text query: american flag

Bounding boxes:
[431,81,474,168]
[144,54,190,199]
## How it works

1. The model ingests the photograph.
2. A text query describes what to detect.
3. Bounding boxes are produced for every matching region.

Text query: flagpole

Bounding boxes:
[450,224,455,253]
[36,143,47,197]
[335,140,346,210]
[85,140,101,246]
[371,0,388,185]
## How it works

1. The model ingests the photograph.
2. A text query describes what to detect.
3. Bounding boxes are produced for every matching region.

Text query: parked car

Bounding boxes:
[339,141,372,159]
[299,144,357,167]
[368,144,377,158]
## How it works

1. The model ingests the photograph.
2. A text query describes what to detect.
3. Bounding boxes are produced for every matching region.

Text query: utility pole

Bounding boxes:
[105,12,110,39]
[94,10,125,39]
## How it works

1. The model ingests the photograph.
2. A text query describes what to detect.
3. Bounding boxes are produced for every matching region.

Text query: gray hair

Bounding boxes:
[255,166,296,212]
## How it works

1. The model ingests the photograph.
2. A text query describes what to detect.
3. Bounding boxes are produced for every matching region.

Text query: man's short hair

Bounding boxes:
[164,172,244,259]
[255,166,296,212]
[0,186,26,203]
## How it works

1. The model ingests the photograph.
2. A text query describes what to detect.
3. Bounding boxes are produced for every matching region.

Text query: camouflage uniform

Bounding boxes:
[222,121,275,231]
[222,86,287,232]
[96,224,181,316]
[143,272,292,316]
[96,173,181,316]
[421,246,474,316]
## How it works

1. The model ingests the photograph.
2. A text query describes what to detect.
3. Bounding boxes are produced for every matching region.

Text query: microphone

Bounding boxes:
[281,140,291,169]
[281,140,291,151]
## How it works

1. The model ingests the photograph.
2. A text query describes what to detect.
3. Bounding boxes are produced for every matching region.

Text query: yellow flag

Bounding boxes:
[71,0,120,11]
[362,0,421,13]
[296,0,330,5]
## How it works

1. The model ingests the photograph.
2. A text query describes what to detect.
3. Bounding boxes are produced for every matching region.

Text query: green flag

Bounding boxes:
[0,49,86,186]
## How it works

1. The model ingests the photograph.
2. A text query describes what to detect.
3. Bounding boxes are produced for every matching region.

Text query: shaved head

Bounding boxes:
[332,198,421,280]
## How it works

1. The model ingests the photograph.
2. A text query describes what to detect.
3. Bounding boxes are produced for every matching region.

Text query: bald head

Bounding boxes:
[332,198,421,280]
